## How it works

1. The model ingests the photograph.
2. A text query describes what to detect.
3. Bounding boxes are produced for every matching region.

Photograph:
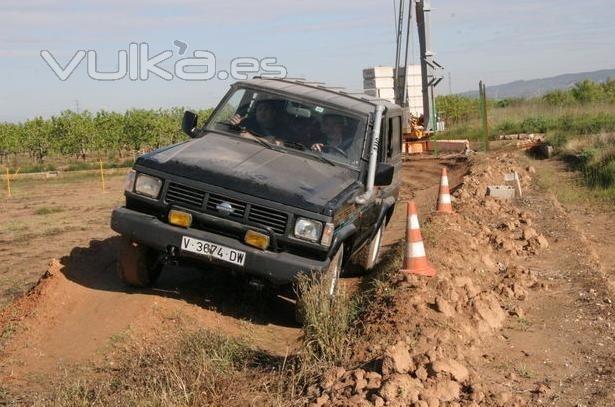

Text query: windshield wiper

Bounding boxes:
[304,151,336,166]
[283,141,307,151]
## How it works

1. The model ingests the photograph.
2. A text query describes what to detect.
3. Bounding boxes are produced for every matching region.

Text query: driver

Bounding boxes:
[230,100,284,143]
[311,114,352,154]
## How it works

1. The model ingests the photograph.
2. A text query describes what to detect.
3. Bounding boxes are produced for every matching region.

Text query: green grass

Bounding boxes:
[545,133,615,204]
[442,102,615,141]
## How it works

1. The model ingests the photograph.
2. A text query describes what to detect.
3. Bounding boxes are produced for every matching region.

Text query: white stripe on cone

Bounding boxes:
[439,194,452,204]
[409,241,426,258]
[440,176,449,187]
[409,214,420,230]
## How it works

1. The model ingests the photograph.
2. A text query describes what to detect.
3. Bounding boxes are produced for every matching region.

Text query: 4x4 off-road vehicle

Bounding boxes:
[111,78,403,297]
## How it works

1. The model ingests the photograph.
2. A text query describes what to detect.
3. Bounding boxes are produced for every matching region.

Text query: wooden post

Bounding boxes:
[99,160,106,193]
[479,81,490,152]
[5,166,11,198]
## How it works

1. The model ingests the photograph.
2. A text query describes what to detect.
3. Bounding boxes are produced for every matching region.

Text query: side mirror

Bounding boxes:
[375,163,395,186]
[182,111,199,138]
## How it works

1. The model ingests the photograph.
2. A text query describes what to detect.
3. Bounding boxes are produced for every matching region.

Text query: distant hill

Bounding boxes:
[460,69,615,99]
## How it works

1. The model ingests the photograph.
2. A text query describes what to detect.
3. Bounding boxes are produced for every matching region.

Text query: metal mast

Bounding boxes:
[416,0,443,132]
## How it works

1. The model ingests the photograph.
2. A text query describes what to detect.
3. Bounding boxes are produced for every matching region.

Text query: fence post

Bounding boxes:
[479,81,490,152]
[4,166,11,198]
[99,160,106,193]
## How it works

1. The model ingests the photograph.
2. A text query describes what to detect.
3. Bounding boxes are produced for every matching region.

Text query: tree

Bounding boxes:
[572,80,605,104]
[543,90,575,107]
[51,110,95,160]
[23,117,52,163]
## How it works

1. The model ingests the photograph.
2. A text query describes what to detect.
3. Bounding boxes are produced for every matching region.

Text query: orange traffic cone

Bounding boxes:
[436,167,453,214]
[401,201,437,277]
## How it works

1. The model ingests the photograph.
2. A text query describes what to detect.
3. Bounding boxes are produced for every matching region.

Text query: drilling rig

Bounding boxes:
[364,0,444,140]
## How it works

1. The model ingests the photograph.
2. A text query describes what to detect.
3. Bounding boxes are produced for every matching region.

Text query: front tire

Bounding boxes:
[117,238,162,287]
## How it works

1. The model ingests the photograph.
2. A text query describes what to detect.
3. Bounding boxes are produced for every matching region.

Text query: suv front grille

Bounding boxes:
[164,182,289,235]
[248,204,288,234]
[166,183,205,209]
[206,193,246,221]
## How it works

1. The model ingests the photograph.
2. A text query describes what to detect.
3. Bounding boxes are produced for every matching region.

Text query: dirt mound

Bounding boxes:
[0,239,301,393]
[308,154,550,406]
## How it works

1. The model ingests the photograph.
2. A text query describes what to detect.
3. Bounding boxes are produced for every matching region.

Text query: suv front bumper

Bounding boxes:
[111,207,330,285]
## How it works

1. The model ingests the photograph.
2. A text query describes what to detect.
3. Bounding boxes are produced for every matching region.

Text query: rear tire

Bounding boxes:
[356,223,385,272]
[117,238,162,287]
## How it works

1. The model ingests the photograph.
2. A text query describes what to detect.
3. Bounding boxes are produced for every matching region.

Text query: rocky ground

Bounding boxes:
[1,150,614,406]
[307,151,615,407]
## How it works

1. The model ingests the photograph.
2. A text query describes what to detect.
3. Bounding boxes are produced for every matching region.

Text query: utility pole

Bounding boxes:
[448,72,452,95]
[401,0,413,107]
[393,0,406,105]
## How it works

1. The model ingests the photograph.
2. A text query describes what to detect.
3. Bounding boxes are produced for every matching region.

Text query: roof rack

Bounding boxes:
[251,76,390,106]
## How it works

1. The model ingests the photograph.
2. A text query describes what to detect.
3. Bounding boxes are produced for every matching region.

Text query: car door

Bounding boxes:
[357,115,390,244]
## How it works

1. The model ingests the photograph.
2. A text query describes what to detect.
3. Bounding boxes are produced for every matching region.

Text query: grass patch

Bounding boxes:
[41,329,301,407]
[296,273,356,367]
[35,207,64,216]
[532,161,589,206]
[515,364,535,379]
[441,101,615,142]
[539,132,615,205]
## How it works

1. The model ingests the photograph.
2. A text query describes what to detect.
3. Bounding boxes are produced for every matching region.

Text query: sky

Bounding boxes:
[0,0,614,122]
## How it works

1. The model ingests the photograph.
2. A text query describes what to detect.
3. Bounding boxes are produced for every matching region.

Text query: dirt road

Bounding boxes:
[3,150,615,405]
[0,158,468,394]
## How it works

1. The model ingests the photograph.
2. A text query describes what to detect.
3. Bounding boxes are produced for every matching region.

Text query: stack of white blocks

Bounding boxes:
[362,66,396,104]
[362,65,424,117]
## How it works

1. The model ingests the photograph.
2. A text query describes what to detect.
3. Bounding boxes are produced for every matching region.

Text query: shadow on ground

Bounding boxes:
[59,236,300,328]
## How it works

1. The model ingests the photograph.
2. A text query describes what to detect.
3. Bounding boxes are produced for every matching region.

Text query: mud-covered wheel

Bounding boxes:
[117,238,162,287]
[356,223,385,272]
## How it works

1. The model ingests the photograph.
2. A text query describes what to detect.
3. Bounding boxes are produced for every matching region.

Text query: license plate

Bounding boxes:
[181,236,246,267]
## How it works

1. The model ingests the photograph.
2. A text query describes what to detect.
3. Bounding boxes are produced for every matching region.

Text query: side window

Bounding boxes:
[388,116,402,158]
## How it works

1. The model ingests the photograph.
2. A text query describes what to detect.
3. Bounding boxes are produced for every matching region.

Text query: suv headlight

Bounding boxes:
[124,170,136,192]
[294,218,323,243]
[134,174,163,199]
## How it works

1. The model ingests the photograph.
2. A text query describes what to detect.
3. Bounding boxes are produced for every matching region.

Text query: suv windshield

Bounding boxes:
[206,87,367,167]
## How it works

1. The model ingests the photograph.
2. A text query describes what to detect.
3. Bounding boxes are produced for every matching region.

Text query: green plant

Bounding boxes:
[296,273,355,366]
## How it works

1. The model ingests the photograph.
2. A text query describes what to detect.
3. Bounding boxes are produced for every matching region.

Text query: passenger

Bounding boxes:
[311,114,353,156]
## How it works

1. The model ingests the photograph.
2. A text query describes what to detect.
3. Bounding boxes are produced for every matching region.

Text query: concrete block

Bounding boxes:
[364,78,395,89]
[504,172,523,198]
[538,144,554,159]
[363,66,394,80]
[364,88,396,100]
[426,140,470,154]
[397,65,422,76]
[486,185,516,200]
